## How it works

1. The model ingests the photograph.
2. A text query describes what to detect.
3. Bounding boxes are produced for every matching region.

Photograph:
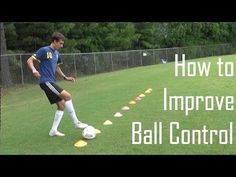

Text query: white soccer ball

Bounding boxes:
[82,126,96,140]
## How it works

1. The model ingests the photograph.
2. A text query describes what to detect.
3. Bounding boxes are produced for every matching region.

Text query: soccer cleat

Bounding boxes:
[49,130,65,137]
[75,122,88,129]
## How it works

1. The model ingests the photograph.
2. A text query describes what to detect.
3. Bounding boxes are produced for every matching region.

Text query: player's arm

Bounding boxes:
[56,65,75,82]
[27,56,41,78]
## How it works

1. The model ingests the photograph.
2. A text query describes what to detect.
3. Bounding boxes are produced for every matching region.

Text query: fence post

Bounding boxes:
[93,53,96,74]
[110,52,113,71]
[140,50,143,66]
[165,48,168,61]
[153,49,155,64]
[126,51,129,68]
[20,55,24,85]
[73,54,77,77]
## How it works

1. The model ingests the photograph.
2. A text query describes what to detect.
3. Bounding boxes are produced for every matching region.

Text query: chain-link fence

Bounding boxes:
[1,43,236,87]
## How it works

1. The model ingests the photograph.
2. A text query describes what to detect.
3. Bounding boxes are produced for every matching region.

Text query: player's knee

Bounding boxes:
[57,100,65,111]
[65,93,72,101]
[60,90,72,101]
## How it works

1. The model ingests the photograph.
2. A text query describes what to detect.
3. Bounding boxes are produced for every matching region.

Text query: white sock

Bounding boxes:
[65,100,80,124]
[51,110,64,132]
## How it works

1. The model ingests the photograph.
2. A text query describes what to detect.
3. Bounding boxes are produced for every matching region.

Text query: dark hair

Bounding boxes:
[51,32,65,42]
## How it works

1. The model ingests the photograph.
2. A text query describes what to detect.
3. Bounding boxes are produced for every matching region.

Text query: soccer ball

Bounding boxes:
[82,126,96,140]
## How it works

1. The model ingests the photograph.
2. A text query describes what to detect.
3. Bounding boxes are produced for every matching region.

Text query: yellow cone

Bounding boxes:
[139,94,145,98]
[129,100,136,105]
[74,140,87,148]
[95,129,101,134]
[145,90,151,94]
[121,106,130,111]
[103,120,112,125]
[114,112,123,117]
[148,88,153,91]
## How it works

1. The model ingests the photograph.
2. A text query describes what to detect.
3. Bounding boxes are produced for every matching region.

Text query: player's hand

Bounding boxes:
[32,70,41,78]
[65,76,75,82]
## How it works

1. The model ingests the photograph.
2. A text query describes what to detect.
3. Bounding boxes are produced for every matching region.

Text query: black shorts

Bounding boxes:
[40,82,64,104]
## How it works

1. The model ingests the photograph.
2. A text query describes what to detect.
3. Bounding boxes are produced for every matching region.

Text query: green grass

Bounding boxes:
[1,54,236,154]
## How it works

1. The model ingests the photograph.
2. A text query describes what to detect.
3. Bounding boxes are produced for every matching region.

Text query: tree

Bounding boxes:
[1,22,12,87]
[14,22,56,52]
[70,23,105,52]
[134,22,168,49]
[55,23,78,53]
[103,22,139,51]
[4,23,18,51]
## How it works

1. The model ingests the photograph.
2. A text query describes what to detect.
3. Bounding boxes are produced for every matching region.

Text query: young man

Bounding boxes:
[27,32,88,137]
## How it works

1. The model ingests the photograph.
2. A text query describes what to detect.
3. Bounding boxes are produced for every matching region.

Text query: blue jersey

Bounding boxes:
[32,46,62,83]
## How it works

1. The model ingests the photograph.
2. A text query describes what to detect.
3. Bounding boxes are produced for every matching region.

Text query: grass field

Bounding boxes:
[1,54,236,154]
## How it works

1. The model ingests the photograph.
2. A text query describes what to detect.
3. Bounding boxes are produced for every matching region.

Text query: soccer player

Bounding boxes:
[27,32,88,137]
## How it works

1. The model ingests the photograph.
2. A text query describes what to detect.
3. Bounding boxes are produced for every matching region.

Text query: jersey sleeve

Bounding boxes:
[32,48,46,63]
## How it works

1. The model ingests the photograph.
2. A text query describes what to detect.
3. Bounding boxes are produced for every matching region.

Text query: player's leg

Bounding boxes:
[40,82,65,136]
[48,100,65,136]
[60,90,88,129]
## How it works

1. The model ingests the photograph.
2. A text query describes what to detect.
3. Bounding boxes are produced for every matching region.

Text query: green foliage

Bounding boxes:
[69,23,104,52]
[12,22,55,52]
[4,22,236,53]
[4,23,18,49]
[60,39,79,53]
[54,23,75,34]
[134,22,165,49]
[103,22,139,51]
